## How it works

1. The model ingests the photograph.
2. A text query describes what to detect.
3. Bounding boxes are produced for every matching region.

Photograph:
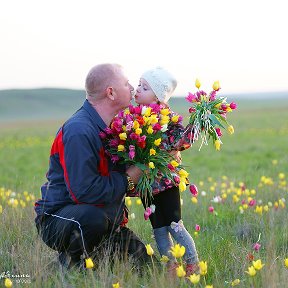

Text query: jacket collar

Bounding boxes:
[83,99,107,130]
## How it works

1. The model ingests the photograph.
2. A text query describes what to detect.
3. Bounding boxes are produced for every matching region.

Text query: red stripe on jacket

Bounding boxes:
[50,128,79,204]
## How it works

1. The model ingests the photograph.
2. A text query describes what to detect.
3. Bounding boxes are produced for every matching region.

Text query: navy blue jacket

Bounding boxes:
[35,100,128,225]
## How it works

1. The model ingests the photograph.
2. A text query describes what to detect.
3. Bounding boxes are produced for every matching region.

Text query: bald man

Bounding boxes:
[35,64,150,271]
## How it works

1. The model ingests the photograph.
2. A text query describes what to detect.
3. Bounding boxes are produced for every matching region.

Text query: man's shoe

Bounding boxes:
[58,252,83,271]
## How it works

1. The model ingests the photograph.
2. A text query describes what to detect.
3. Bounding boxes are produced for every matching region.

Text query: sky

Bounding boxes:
[1,0,288,95]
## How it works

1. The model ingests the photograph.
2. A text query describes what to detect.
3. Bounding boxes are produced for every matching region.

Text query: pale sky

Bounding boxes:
[1,0,287,95]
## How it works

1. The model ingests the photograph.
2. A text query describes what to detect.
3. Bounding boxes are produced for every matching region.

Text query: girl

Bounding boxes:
[134,67,199,276]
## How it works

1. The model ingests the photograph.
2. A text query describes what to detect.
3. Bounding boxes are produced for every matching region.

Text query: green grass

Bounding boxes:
[0,97,288,287]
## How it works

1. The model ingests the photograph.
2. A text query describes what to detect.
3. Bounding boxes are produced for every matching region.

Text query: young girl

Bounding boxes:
[134,67,199,276]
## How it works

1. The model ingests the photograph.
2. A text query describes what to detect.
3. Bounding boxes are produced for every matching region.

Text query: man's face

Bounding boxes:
[113,68,134,109]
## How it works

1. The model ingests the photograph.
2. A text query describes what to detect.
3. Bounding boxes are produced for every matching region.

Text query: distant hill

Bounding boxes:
[0,88,287,122]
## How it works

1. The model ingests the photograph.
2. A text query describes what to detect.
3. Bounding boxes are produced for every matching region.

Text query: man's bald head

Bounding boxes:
[85,63,123,99]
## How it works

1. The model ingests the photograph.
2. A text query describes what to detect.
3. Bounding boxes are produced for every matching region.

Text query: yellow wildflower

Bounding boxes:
[199,261,208,275]
[170,244,185,258]
[187,273,200,284]
[176,265,186,278]
[231,278,240,286]
[279,173,285,180]
[252,259,264,270]
[4,278,13,288]
[85,258,94,269]
[160,255,169,263]
[191,197,198,204]
[112,282,120,288]
[145,244,154,256]
[246,266,257,276]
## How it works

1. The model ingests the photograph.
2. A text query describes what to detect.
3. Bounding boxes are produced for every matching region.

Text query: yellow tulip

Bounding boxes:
[252,259,265,270]
[149,162,155,169]
[146,244,154,256]
[191,197,198,204]
[187,273,200,284]
[231,279,240,286]
[160,255,169,263]
[212,80,220,91]
[4,278,13,288]
[150,148,156,156]
[117,145,125,152]
[85,258,94,269]
[119,133,127,140]
[112,282,120,288]
[179,181,187,192]
[135,128,142,135]
[154,138,162,146]
[160,108,170,116]
[228,125,234,134]
[176,265,186,278]
[171,115,180,123]
[133,120,140,129]
[195,78,201,89]
[170,244,185,258]
[178,169,189,178]
[147,126,154,134]
[246,265,257,276]
[170,160,179,167]
[284,258,288,268]
[199,261,208,275]
[214,139,221,151]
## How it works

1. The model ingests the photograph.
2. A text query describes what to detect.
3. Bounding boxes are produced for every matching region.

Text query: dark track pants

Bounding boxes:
[36,204,151,267]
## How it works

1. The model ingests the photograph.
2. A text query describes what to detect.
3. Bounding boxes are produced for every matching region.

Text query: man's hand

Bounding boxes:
[126,165,143,184]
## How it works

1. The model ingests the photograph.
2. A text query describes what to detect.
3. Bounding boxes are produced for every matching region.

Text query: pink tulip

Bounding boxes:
[249,199,256,207]
[99,131,107,139]
[189,184,198,196]
[195,224,201,231]
[215,127,222,137]
[186,92,197,103]
[230,102,237,110]
[208,206,214,213]
[144,207,152,220]
[253,243,261,251]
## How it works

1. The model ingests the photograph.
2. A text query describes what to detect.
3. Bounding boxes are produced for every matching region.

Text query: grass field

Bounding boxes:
[0,97,288,287]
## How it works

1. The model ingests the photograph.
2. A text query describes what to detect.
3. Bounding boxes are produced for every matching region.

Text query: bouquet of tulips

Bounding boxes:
[185,79,237,151]
[100,104,189,199]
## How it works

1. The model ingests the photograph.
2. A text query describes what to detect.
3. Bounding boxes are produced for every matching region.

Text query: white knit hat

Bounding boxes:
[141,67,177,104]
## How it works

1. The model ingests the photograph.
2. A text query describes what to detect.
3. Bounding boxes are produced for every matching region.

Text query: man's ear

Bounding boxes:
[106,87,115,100]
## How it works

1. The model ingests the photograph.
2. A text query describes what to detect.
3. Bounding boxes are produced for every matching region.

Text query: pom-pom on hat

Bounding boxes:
[141,67,177,104]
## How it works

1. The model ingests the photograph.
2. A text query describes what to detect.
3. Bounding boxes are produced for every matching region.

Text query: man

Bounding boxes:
[35,63,149,270]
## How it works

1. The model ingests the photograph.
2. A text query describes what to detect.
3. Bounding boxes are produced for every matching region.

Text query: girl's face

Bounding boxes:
[134,78,158,105]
